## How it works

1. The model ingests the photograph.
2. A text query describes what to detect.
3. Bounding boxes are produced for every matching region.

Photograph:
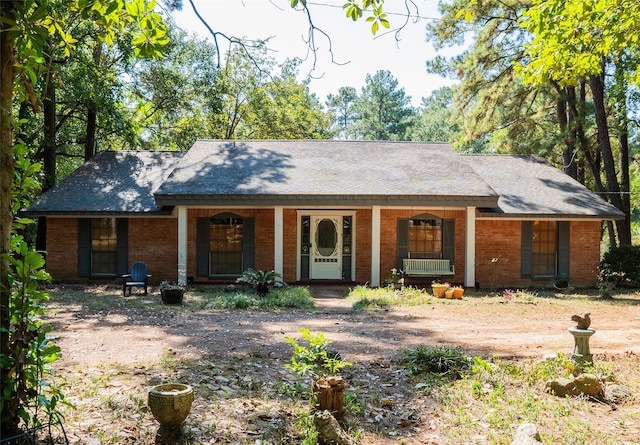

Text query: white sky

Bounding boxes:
[171,0,459,107]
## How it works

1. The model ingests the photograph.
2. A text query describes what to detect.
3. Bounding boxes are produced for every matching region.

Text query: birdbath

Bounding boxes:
[568,327,595,370]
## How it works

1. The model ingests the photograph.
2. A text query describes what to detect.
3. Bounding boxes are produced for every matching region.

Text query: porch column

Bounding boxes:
[274,206,284,276]
[465,206,476,288]
[177,206,187,285]
[371,206,381,286]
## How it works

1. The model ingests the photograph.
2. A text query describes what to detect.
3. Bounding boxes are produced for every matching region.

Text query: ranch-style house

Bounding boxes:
[24,140,625,289]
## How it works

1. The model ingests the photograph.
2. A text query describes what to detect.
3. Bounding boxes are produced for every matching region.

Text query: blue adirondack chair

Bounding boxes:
[122,262,151,296]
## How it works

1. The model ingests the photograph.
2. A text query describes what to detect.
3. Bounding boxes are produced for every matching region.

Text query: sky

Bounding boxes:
[171,0,460,107]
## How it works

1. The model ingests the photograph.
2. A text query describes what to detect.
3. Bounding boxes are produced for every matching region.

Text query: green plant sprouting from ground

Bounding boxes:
[347,285,432,310]
[203,286,315,310]
[401,345,474,380]
[285,329,352,380]
[1,237,68,433]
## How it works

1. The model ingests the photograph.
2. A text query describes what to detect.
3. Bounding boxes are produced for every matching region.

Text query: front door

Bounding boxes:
[311,216,342,279]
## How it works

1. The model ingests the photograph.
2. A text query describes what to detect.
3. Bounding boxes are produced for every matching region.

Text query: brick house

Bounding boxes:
[25,140,624,289]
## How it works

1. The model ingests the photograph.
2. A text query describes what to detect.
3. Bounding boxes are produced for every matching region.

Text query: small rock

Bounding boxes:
[511,423,542,444]
[545,373,604,398]
[606,383,632,403]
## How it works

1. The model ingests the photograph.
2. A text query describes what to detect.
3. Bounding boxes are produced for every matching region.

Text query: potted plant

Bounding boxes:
[236,268,284,296]
[285,329,352,418]
[160,281,185,304]
[431,280,450,298]
[385,268,403,289]
[552,273,569,291]
[452,286,465,299]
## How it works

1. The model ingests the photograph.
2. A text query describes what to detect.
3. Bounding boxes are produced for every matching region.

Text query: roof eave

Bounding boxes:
[154,194,500,208]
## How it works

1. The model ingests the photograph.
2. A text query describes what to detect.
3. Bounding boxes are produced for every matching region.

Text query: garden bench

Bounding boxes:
[402,258,454,277]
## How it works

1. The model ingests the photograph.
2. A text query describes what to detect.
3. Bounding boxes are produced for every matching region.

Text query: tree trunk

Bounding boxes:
[589,72,629,245]
[312,376,346,418]
[0,1,18,436]
[614,62,631,246]
[84,44,102,161]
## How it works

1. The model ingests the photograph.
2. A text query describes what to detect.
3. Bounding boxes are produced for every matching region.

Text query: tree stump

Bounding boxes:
[312,376,346,418]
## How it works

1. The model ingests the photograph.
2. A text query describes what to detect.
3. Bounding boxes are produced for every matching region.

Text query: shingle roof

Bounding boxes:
[24,140,625,219]
[153,140,499,207]
[25,150,184,215]
[464,154,625,218]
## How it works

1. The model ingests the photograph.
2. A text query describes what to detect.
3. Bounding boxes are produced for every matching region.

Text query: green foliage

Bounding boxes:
[203,286,314,311]
[285,329,352,380]
[401,345,473,379]
[1,237,68,432]
[236,269,284,287]
[599,244,640,287]
[347,285,432,310]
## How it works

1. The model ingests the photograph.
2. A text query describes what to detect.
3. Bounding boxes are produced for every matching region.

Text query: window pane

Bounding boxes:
[532,221,557,276]
[210,217,243,275]
[408,218,442,257]
[91,218,117,275]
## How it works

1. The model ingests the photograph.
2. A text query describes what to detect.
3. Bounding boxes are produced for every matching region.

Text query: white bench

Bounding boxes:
[402,258,454,277]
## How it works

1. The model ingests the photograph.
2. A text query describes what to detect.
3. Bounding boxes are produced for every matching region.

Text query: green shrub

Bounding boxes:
[401,345,473,379]
[599,245,640,287]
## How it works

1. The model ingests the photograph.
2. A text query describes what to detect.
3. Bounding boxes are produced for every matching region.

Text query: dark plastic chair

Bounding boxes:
[122,262,151,296]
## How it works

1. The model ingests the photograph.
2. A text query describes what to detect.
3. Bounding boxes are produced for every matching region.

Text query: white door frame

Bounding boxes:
[296,210,356,281]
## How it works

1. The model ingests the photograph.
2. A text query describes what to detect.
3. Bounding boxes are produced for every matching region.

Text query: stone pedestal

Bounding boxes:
[568,327,595,371]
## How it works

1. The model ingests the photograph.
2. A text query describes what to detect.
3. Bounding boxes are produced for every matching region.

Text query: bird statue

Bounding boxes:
[571,312,591,330]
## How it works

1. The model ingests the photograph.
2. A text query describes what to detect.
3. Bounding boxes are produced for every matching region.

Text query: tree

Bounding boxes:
[207,45,329,139]
[1,0,168,436]
[517,0,637,245]
[351,70,415,140]
[326,86,358,139]
[408,86,458,143]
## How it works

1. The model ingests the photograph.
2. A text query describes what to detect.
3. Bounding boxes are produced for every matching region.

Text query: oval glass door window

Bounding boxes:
[316,219,337,256]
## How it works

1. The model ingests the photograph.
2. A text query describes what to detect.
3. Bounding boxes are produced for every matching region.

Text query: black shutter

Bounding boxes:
[442,219,455,262]
[396,219,408,270]
[78,219,91,277]
[242,217,255,271]
[557,221,570,277]
[196,217,210,277]
[116,219,128,276]
[521,221,533,278]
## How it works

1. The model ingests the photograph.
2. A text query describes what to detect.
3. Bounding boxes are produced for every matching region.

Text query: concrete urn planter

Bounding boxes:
[148,383,194,427]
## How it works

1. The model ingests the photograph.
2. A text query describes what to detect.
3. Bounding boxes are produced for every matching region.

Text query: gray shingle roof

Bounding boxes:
[154,140,499,207]
[24,140,624,219]
[25,150,184,215]
[464,154,625,218]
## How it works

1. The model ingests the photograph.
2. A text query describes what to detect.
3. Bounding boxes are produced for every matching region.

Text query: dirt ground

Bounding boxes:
[48,286,640,369]
[41,285,640,444]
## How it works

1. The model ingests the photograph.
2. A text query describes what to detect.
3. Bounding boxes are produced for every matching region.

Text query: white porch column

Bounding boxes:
[371,206,381,286]
[465,206,476,288]
[274,206,284,276]
[177,206,187,285]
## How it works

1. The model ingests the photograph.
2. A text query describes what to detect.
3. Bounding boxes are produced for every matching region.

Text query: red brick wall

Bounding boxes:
[44,213,604,288]
[476,219,602,288]
[44,217,176,284]
[282,209,297,283]
[569,221,602,284]
[128,218,177,283]
[355,209,372,283]
[46,218,78,281]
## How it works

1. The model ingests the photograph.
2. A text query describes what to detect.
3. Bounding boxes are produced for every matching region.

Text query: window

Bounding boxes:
[522,221,569,279]
[91,218,117,275]
[209,216,244,275]
[532,221,558,277]
[78,218,127,277]
[408,218,442,258]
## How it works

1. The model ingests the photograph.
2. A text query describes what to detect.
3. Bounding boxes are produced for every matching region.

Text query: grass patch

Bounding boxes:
[347,285,433,309]
[200,285,315,310]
